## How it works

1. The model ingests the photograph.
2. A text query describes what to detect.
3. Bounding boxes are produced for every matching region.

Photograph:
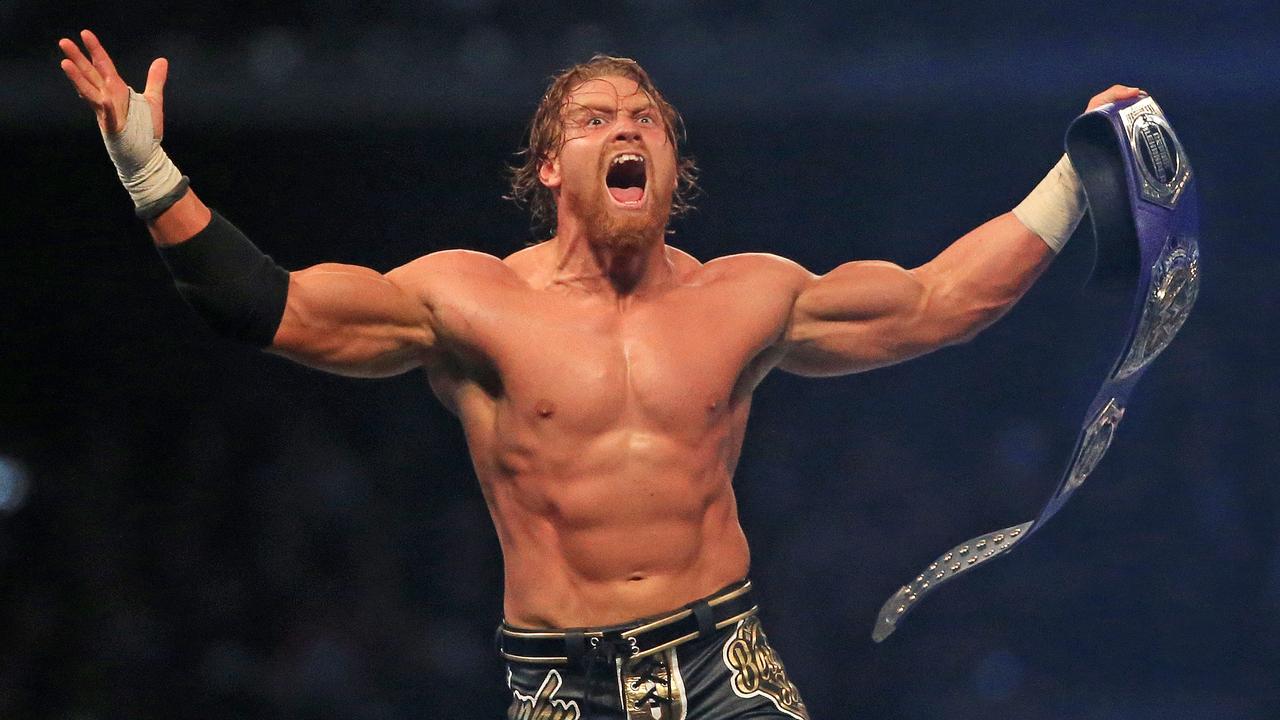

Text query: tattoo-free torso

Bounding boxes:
[414,242,804,628]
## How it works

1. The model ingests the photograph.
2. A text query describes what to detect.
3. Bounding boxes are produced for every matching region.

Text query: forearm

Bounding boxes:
[133,155,428,367]
[61,33,431,370]
[912,156,1084,340]
[152,202,291,347]
[150,197,432,371]
[782,206,1060,375]
[912,212,1055,341]
[785,91,1136,374]
[147,186,213,247]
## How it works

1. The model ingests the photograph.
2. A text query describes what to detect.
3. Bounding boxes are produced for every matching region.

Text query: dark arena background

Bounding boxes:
[2,2,1278,718]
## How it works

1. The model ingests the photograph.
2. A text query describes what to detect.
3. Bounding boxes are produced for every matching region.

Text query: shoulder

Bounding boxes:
[389,248,523,287]
[382,249,528,314]
[684,253,817,329]
[699,252,815,291]
[663,243,703,274]
[499,242,548,279]
[662,244,810,290]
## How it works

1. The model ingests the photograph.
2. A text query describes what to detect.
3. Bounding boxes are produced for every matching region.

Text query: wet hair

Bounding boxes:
[506,55,699,237]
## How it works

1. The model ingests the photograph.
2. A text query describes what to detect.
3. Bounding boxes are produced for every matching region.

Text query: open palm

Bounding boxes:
[58,29,168,138]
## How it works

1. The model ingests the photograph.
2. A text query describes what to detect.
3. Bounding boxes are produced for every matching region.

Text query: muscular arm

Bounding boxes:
[61,31,438,378]
[779,212,1052,376]
[778,85,1143,377]
[271,261,437,378]
[150,190,437,378]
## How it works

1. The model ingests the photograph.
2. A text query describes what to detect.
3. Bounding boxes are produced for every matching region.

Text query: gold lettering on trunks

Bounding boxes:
[721,617,809,719]
[508,669,581,720]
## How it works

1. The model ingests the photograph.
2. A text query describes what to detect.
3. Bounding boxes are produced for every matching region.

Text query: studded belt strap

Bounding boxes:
[872,95,1202,642]
[499,579,758,664]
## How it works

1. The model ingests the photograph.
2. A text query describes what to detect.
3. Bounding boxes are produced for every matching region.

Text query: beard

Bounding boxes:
[580,183,672,254]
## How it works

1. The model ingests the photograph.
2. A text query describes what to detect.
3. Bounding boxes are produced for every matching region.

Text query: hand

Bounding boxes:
[1085,84,1142,113]
[58,29,167,138]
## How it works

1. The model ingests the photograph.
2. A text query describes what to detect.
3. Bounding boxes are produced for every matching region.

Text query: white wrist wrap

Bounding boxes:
[1012,154,1086,254]
[101,90,184,214]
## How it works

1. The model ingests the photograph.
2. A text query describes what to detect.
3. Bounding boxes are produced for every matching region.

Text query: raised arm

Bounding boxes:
[59,30,438,377]
[777,85,1142,377]
[779,213,1053,376]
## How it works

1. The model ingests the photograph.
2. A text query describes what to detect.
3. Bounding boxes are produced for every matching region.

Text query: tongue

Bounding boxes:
[609,187,644,203]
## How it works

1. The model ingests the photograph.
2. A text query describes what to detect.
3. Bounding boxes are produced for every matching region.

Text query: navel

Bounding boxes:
[534,399,556,419]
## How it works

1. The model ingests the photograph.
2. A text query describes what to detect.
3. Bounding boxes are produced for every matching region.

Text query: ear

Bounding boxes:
[538,154,562,190]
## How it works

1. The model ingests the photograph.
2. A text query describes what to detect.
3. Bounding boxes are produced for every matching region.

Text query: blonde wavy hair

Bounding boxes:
[507,55,699,237]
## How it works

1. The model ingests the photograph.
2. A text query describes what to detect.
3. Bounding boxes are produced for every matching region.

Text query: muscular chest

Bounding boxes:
[467,285,784,433]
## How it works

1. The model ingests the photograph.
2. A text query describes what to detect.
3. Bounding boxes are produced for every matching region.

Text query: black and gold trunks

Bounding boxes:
[499,580,810,720]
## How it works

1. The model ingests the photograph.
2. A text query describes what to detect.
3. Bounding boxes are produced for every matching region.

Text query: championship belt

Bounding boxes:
[871,95,1201,642]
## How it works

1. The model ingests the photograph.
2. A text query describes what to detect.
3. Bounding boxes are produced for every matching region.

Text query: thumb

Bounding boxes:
[144,57,168,139]
[144,57,168,99]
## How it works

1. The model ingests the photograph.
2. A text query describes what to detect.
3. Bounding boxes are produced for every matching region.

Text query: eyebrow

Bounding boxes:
[567,95,657,114]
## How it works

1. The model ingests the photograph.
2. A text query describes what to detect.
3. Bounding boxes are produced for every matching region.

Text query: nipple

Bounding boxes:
[534,399,556,419]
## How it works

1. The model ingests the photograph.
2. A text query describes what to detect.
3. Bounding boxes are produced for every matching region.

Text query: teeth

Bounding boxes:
[612,153,645,166]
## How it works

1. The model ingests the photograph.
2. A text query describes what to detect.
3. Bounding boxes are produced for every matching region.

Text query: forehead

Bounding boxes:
[563,75,654,110]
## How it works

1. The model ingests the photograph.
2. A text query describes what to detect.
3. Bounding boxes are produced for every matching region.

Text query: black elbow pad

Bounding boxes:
[157,211,289,347]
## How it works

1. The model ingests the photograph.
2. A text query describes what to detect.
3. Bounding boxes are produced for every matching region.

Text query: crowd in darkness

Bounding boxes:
[3,5,1279,715]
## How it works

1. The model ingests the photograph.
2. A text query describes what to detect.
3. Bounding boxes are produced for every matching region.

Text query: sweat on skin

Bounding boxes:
[59,28,1137,630]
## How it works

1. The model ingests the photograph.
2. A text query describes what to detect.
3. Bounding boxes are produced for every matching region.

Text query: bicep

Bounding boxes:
[779,260,942,376]
[270,262,436,377]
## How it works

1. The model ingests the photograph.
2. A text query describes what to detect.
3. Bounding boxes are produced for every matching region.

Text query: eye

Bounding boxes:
[637,116,653,124]
[587,116,606,127]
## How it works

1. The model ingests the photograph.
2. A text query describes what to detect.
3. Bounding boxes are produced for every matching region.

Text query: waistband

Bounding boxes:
[497,579,758,665]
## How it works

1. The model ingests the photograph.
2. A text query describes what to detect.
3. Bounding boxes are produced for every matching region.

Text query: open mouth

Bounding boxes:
[605,153,647,206]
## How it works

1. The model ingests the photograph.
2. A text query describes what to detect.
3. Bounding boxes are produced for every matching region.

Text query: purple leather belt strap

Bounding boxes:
[872,95,1202,642]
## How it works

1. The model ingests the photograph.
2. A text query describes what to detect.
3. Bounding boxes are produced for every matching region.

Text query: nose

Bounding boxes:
[613,115,642,143]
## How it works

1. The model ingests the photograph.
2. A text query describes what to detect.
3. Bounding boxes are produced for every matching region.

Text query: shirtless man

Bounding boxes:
[59,28,1140,719]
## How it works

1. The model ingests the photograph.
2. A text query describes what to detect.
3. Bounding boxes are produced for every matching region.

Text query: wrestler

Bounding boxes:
[59,29,1140,719]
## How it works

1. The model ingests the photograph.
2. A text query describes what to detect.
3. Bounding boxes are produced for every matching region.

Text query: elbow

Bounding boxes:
[926,281,1015,347]
[945,319,988,347]
[952,300,1015,345]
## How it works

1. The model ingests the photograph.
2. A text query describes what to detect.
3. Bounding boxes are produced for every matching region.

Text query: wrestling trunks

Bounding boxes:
[498,580,810,719]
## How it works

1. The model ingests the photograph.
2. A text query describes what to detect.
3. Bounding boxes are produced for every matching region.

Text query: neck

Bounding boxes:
[548,217,671,298]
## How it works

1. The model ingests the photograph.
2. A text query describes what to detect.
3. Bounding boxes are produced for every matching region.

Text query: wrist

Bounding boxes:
[1012,154,1086,253]
[101,89,185,216]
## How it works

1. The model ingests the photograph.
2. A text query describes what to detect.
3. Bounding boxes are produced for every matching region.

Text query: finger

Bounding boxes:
[59,58,103,102]
[58,37,105,89]
[80,29,120,80]
[144,57,168,100]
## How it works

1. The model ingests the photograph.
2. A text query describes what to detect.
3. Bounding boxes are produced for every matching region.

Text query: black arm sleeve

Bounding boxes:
[156,211,289,347]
